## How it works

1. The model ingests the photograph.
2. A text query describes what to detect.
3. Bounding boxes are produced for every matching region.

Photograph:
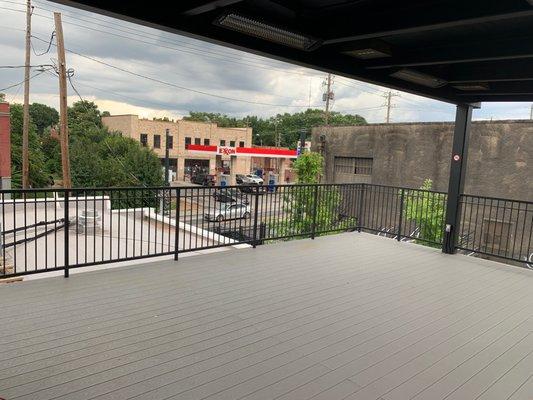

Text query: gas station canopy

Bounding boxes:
[52,0,533,105]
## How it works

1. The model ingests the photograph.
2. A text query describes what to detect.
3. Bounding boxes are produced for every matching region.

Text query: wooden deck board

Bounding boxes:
[0,233,531,400]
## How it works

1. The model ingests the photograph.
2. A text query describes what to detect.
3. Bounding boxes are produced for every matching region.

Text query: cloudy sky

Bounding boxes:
[1,0,531,123]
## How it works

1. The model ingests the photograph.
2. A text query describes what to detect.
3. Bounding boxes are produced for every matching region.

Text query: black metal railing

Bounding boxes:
[1,183,531,278]
[358,184,447,247]
[0,184,359,278]
[457,194,533,266]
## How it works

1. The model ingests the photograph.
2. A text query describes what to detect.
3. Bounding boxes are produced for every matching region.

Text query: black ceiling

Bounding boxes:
[51,0,533,104]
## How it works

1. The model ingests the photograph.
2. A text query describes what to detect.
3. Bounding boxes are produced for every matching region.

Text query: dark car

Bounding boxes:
[235,174,245,185]
[238,184,268,194]
[213,188,250,204]
[191,173,215,186]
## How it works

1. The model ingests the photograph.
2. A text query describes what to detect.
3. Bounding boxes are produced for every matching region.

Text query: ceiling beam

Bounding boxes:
[365,36,533,69]
[182,0,244,16]
[447,61,533,83]
[323,3,533,44]
[455,80,533,97]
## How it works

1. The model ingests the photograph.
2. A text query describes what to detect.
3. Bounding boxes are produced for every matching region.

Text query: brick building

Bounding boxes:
[102,115,253,181]
[102,115,297,184]
[0,100,11,191]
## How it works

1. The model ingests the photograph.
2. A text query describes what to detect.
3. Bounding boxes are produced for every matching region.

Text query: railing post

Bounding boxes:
[252,185,260,248]
[397,188,405,241]
[174,187,180,261]
[259,222,266,245]
[63,191,69,278]
[357,183,365,232]
[311,185,319,239]
[443,104,475,254]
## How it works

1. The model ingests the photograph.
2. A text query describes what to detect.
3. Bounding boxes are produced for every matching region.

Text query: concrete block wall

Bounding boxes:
[312,120,533,201]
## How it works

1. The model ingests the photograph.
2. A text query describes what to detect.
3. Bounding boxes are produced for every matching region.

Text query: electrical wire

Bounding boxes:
[30,33,324,108]
[42,69,145,185]
[0,7,438,110]
[31,30,55,56]
[32,0,321,75]
[0,68,52,91]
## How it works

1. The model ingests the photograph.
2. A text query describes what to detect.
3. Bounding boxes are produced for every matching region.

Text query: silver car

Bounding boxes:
[205,203,251,222]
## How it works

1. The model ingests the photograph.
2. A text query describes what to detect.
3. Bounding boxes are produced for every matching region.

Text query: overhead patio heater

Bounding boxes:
[215,13,320,51]
[390,69,447,88]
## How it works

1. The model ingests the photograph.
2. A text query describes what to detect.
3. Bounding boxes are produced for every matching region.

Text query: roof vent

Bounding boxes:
[390,69,447,88]
[215,13,320,51]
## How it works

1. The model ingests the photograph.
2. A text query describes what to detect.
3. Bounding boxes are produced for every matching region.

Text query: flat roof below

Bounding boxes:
[0,233,532,399]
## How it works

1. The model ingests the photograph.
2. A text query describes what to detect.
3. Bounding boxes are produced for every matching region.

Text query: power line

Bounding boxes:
[0,69,50,92]
[31,30,54,56]
[0,63,54,68]
[30,33,324,109]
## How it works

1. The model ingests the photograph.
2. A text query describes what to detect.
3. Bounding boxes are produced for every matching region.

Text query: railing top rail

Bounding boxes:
[461,193,533,205]
[0,182,454,195]
[0,183,365,194]
[362,183,448,195]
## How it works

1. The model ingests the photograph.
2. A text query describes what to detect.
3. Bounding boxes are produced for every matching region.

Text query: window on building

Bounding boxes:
[230,140,236,147]
[153,134,161,148]
[167,135,173,149]
[185,137,191,148]
[220,139,226,146]
[194,137,201,145]
[239,141,245,147]
[334,157,373,175]
[140,133,148,147]
[204,138,210,146]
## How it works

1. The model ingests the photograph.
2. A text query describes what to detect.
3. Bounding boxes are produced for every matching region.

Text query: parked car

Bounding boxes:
[235,174,245,185]
[241,174,264,185]
[213,188,250,204]
[191,173,215,186]
[204,203,251,222]
[238,184,268,194]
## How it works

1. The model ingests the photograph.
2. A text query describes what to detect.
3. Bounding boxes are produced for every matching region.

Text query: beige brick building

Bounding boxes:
[102,115,253,181]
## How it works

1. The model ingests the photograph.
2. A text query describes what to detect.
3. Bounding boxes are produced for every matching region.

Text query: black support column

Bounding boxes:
[442,104,475,254]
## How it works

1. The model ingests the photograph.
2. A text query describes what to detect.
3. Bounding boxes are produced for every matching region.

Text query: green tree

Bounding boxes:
[275,152,354,238]
[293,151,323,183]
[9,104,51,188]
[403,179,446,247]
[184,109,367,148]
[29,103,59,135]
[184,112,248,127]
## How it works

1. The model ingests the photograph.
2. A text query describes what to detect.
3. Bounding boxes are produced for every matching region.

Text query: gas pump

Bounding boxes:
[219,174,230,187]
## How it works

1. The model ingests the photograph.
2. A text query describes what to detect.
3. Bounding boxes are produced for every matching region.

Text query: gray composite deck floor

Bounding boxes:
[0,232,532,400]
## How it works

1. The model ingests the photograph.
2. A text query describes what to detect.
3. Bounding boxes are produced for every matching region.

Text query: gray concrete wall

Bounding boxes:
[312,120,533,201]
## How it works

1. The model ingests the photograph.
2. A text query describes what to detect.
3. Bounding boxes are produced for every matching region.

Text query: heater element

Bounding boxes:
[216,13,319,50]
[390,69,447,88]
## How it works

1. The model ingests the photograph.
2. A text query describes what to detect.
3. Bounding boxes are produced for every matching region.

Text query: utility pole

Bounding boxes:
[382,91,400,123]
[322,74,334,125]
[308,78,312,108]
[54,12,72,189]
[299,129,306,155]
[530,104,532,120]
[22,0,32,189]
